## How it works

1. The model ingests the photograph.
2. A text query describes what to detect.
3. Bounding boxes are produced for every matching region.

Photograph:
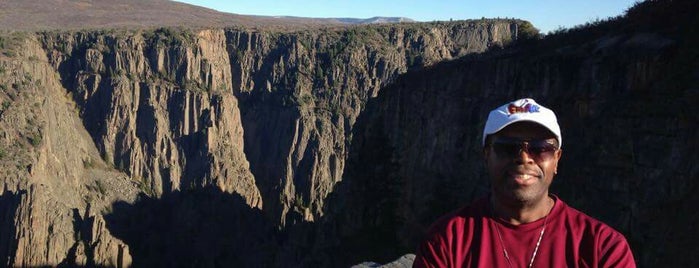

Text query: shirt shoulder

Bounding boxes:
[413,197,490,268]
[557,199,625,238]
[425,197,489,236]
[555,199,637,267]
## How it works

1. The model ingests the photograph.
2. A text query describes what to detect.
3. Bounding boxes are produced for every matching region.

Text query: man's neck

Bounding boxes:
[491,195,554,225]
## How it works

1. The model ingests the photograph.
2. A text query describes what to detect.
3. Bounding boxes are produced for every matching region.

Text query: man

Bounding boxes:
[413,98,636,267]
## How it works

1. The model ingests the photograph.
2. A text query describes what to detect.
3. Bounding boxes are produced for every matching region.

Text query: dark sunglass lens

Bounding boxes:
[527,141,557,160]
[528,141,557,153]
[491,139,557,160]
[491,140,521,156]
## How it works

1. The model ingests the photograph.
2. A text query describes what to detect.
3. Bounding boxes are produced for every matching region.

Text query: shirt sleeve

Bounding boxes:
[598,228,637,268]
[413,233,449,268]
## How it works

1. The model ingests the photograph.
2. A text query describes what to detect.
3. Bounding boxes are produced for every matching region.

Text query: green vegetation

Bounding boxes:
[516,21,540,40]
[0,32,28,57]
[234,49,246,61]
[135,176,156,197]
[101,151,113,167]
[56,42,70,54]
[183,79,211,92]
[298,34,313,50]
[83,158,95,169]
[294,192,308,210]
[101,204,113,215]
[144,27,196,48]
[107,66,125,77]
[298,93,314,106]
[216,83,228,92]
[406,49,422,66]
[95,180,107,195]
[29,132,42,147]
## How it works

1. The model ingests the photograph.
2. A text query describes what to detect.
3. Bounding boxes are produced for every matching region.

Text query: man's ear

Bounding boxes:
[555,149,562,161]
[554,149,562,174]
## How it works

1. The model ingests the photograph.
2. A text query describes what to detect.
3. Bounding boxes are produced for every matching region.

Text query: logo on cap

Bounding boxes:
[507,102,540,115]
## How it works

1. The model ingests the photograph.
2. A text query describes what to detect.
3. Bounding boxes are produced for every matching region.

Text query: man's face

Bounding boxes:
[484,122,562,206]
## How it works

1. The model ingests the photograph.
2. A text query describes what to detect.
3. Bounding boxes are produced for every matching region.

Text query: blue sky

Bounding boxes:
[173,0,640,34]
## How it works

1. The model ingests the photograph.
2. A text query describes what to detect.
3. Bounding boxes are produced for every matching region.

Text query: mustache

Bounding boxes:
[506,166,544,177]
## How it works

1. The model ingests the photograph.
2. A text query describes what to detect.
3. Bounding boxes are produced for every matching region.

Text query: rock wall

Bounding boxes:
[0,33,136,267]
[38,20,521,227]
[0,20,523,266]
[227,21,521,226]
[41,29,262,207]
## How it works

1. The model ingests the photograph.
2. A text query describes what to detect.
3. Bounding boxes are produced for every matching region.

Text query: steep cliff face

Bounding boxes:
[331,1,698,266]
[41,29,262,209]
[0,33,137,267]
[39,21,522,228]
[227,21,522,225]
[0,20,524,266]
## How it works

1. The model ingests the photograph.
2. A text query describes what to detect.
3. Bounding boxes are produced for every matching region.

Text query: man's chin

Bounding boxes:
[499,189,542,205]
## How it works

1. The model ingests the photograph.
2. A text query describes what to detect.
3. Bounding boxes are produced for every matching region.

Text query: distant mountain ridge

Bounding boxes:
[0,0,416,30]
[277,16,416,24]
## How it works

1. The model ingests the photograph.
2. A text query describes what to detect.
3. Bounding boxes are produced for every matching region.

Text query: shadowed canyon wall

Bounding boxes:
[326,1,698,266]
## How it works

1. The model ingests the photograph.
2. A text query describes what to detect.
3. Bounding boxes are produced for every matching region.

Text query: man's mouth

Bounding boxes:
[507,170,541,186]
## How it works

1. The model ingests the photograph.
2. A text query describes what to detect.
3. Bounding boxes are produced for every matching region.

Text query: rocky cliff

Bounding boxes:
[0,32,138,267]
[0,19,526,266]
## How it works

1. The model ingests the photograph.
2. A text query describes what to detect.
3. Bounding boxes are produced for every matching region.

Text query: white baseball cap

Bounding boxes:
[482,98,562,147]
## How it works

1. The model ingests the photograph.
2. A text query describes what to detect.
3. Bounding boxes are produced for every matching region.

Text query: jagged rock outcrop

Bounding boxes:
[353,254,415,268]
[41,29,263,208]
[0,34,137,267]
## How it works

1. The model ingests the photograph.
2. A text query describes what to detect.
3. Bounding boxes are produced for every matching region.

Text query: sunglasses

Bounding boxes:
[488,137,559,161]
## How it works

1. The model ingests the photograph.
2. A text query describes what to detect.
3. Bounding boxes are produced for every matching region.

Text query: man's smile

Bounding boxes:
[506,169,542,186]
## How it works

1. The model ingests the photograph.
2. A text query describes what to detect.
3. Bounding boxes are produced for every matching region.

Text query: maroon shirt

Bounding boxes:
[414,196,636,268]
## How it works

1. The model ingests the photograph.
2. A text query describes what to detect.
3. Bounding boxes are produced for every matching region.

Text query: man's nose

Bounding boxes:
[513,144,535,164]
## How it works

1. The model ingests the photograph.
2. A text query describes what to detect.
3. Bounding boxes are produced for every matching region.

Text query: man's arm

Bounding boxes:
[598,228,636,268]
[413,234,450,268]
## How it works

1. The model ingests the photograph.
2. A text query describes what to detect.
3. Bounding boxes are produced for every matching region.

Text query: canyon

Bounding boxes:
[1,19,527,266]
[0,0,697,267]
